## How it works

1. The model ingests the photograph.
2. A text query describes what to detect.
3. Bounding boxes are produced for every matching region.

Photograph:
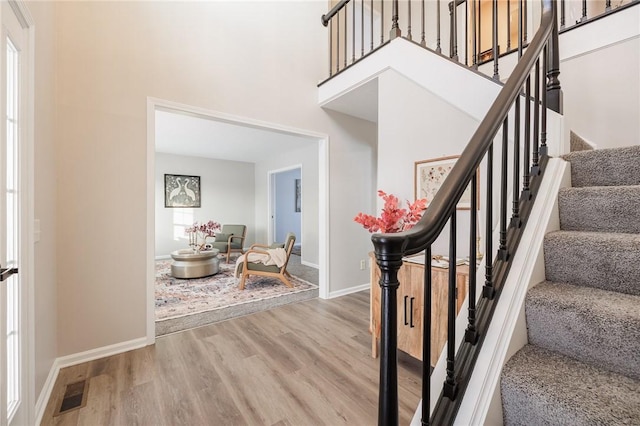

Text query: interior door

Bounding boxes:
[1,2,29,424]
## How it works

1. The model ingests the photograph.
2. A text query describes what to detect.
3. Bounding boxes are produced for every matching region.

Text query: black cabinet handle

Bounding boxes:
[409,297,415,328]
[404,295,409,326]
[0,267,18,282]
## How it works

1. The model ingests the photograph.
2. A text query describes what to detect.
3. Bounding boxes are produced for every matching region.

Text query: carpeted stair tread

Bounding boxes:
[544,230,640,296]
[501,344,640,426]
[563,145,640,187]
[558,185,640,234]
[526,281,640,380]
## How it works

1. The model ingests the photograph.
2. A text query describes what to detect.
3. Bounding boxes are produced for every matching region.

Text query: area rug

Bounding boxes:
[155,259,318,336]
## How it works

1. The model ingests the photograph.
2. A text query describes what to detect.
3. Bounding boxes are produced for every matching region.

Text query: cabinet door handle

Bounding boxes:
[404,295,409,326]
[409,297,415,328]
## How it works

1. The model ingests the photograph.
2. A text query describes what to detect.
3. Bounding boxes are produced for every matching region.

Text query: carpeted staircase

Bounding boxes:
[500,145,640,425]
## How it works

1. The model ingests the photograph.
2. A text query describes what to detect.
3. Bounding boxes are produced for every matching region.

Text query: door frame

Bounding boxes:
[146,97,330,344]
[267,164,302,247]
[1,1,35,424]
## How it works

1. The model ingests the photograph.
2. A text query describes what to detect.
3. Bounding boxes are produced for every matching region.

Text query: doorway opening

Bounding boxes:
[146,99,329,341]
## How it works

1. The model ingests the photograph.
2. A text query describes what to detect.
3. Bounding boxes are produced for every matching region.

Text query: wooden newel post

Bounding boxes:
[547,0,563,114]
[372,234,404,426]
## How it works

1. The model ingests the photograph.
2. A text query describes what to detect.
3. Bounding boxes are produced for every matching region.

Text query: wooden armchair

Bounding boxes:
[237,233,296,290]
[210,224,246,263]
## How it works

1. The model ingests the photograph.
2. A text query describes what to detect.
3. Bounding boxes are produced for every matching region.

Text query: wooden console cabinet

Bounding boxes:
[369,253,468,366]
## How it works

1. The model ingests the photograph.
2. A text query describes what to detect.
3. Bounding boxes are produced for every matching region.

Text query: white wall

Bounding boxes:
[274,168,301,244]
[377,70,481,257]
[255,142,323,267]
[54,1,376,356]
[155,152,255,256]
[27,0,58,405]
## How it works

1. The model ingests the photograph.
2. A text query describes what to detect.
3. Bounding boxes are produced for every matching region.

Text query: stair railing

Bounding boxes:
[370,0,560,424]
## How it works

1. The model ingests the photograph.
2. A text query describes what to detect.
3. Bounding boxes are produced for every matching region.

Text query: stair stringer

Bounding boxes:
[450,158,571,425]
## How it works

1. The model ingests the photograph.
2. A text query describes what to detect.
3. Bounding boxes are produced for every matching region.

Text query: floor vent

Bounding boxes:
[54,380,89,416]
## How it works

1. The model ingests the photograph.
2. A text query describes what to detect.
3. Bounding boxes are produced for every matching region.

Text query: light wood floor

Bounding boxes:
[42,291,422,425]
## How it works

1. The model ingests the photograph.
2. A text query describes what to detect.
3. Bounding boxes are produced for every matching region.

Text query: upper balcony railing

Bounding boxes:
[320,0,638,83]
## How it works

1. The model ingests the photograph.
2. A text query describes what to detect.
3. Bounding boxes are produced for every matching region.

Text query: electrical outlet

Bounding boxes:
[360,259,366,270]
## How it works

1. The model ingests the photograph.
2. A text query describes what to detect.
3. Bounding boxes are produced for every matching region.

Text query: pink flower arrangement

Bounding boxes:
[185,220,221,250]
[354,190,427,233]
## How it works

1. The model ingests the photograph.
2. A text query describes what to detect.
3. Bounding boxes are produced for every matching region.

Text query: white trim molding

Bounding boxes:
[328,283,369,299]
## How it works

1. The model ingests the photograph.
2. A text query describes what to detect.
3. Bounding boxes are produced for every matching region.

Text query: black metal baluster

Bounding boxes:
[329,19,334,76]
[465,0,468,66]
[370,0,374,51]
[361,0,364,57]
[421,0,426,46]
[471,0,477,68]
[492,0,499,80]
[443,212,458,400]
[452,0,458,61]
[518,0,523,56]
[560,0,566,28]
[344,6,348,68]
[498,118,509,261]
[352,0,356,63]
[337,12,341,72]
[376,251,402,426]
[522,75,531,200]
[408,0,412,40]
[465,173,479,344]
[511,96,521,228]
[581,0,587,22]
[523,0,527,43]
[422,245,433,424]
[381,0,385,45]
[606,0,612,11]
[390,0,400,38]
[437,0,442,53]
[507,0,511,51]
[483,142,495,299]
[541,45,548,157]
[532,59,540,176]
[478,0,481,63]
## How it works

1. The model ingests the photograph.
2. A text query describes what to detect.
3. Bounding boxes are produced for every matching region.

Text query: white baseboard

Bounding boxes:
[301,260,319,269]
[155,254,171,260]
[328,283,369,299]
[34,336,149,425]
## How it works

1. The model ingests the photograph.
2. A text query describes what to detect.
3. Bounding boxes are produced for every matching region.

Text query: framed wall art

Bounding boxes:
[414,155,479,210]
[295,178,301,212]
[164,174,201,208]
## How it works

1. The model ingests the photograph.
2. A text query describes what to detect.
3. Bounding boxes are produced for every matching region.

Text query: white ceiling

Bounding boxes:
[155,109,318,163]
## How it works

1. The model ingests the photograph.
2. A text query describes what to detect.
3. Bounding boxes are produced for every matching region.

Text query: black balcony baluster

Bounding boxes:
[329,19,334,76]
[390,0,401,38]
[492,0,499,80]
[452,0,458,61]
[352,0,356,63]
[471,0,477,68]
[371,0,374,51]
[422,245,433,424]
[519,0,523,57]
[581,0,587,22]
[443,212,458,400]
[344,6,348,68]
[507,0,512,51]
[560,0,566,28]
[465,173,479,344]
[337,12,341,72]
[408,0,413,40]
[606,0,612,11]
[523,0,528,43]
[421,0,426,46]
[361,0,364,57]
[478,0,482,64]
[437,0,442,53]
[381,0,385,45]
[498,118,509,261]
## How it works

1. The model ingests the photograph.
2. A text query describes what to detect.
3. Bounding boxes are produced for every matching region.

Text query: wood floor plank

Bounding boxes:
[42,291,421,425]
